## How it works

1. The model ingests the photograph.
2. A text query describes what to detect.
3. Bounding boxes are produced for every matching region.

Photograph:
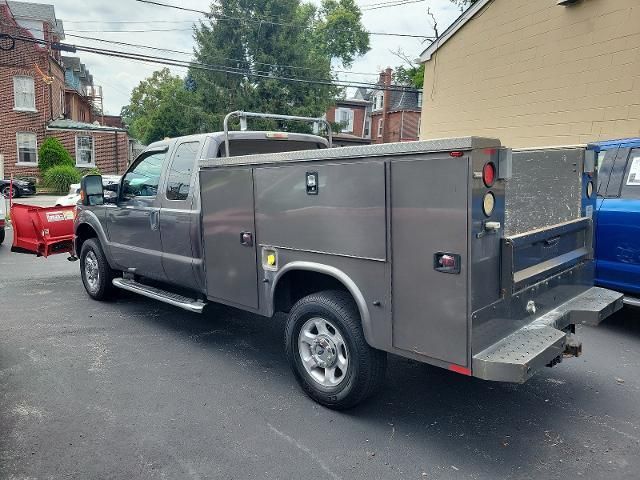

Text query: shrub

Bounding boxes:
[38,138,74,174]
[81,167,102,176]
[42,165,82,194]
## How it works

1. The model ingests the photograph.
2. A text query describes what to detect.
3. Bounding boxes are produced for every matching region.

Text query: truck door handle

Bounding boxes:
[150,211,159,231]
[240,232,253,247]
[544,236,560,247]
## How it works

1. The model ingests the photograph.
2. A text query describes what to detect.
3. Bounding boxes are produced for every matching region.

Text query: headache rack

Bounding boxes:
[223,111,333,157]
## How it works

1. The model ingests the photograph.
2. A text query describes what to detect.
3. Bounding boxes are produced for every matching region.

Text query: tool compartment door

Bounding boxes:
[200,168,258,309]
[391,157,469,366]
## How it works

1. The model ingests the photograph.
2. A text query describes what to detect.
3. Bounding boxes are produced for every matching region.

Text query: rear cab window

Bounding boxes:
[166,142,199,201]
[212,139,326,158]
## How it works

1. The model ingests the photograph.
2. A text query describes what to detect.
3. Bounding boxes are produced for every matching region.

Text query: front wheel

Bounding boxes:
[285,290,387,410]
[2,186,18,198]
[0,228,4,245]
[80,238,116,300]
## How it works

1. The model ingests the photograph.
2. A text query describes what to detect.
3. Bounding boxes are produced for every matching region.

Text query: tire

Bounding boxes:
[0,228,4,245]
[285,290,387,410]
[2,186,19,198]
[80,238,116,300]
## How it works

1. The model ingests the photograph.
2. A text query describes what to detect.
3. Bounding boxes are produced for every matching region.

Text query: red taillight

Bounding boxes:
[450,151,464,158]
[483,162,496,187]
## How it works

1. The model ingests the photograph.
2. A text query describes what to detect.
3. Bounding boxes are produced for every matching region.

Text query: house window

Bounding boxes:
[16,133,38,165]
[336,107,354,133]
[364,118,371,138]
[13,76,36,111]
[76,136,95,167]
[377,119,384,138]
[373,92,384,111]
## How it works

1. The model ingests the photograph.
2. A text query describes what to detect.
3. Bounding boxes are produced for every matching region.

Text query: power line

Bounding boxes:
[64,27,432,39]
[65,32,380,77]
[6,23,381,78]
[11,34,421,93]
[133,0,432,39]
[361,0,427,11]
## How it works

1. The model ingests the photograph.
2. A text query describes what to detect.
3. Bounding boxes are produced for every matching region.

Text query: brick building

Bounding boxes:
[325,70,422,146]
[325,97,372,146]
[370,69,422,145]
[0,1,128,181]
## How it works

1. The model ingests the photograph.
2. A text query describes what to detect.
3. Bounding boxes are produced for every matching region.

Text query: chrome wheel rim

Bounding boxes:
[298,317,349,388]
[84,251,100,291]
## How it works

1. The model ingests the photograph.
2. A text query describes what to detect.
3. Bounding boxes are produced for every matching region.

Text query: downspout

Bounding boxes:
[400,111,405,141]
[114,131,119,174]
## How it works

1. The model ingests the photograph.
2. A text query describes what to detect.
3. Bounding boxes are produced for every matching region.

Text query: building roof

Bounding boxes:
[370,85,421,112]
[47,119,127,132]
[419,0,492,62]
[6,1,65,37]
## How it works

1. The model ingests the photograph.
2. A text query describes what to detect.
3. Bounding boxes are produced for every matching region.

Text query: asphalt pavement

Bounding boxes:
[0,227,639,479]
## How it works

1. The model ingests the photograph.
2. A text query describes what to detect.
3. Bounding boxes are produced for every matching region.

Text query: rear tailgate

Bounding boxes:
[502,217,591,295]
[470,146,623,382]
[503,147,594,294]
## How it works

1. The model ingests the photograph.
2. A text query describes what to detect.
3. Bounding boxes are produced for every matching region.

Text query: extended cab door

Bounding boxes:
[106,148,167,281]
[159,140,202,292]
[596,146,640,296]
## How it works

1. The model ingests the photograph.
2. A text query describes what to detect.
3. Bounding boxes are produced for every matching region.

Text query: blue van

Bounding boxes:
[591,138,640,307]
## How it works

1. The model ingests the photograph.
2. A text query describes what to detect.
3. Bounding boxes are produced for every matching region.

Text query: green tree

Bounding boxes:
[189,0,369,132]
[38,137,74,174]
[393,64,425,90]
[121,69,208,144]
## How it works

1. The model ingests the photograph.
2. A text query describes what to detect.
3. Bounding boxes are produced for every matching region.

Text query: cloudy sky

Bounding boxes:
[42,0,465,115]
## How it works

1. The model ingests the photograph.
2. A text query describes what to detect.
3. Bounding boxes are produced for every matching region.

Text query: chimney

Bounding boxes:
[382,67,392,143]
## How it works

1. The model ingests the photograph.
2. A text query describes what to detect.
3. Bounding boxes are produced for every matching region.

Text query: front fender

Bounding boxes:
[74,207,113,264]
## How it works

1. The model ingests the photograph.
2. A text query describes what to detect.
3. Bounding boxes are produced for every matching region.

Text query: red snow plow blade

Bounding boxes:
[10,203,75,257]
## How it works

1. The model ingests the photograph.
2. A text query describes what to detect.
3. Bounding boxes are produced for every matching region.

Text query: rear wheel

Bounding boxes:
[80,238,116,300]
[285,290,386,410]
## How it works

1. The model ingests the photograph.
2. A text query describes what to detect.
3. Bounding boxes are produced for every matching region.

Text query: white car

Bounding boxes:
[55,176,121,206]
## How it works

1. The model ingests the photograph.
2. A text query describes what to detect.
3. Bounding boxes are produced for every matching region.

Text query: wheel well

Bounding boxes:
[273,270,350,313]
[75,223,98,253]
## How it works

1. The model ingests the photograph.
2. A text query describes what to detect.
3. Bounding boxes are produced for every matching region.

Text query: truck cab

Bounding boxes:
[592,138,640,307]
[76,129,329,298]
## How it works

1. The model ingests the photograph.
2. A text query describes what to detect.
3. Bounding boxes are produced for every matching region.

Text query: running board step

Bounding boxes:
[112,278,206,313]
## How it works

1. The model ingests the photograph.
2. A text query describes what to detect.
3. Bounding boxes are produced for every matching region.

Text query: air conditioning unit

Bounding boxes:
[557,0,580,5]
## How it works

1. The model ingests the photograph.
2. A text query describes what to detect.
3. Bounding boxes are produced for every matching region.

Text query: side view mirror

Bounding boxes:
[80,175,104,206]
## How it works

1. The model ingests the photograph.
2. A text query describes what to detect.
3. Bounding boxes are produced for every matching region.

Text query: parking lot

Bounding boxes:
[1,227,639,480]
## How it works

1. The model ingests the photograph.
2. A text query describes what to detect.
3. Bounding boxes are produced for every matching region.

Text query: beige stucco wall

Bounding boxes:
[420,0,640,147]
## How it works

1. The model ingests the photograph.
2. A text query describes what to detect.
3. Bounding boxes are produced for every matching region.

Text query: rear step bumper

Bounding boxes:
[623,296,640,308]
[472,287,624,383]
[112,278,206,313]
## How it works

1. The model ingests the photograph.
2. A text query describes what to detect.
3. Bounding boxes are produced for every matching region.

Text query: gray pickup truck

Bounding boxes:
[74,112,623,409]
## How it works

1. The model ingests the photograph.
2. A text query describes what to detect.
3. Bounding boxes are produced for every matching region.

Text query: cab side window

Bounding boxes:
[122,151,165,198]
[622,149,640,200]
[166,142,199,201]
